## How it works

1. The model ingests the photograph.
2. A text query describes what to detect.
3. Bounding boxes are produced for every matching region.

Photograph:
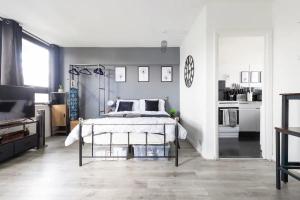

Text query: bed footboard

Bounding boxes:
[79,118,83,166]
[175,118,179,167]
[78,118,180,167]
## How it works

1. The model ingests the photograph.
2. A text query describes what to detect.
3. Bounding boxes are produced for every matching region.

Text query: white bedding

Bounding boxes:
[65,112,187,146]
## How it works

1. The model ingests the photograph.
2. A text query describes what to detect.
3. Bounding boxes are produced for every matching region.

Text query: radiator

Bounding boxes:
[36,109,46,148]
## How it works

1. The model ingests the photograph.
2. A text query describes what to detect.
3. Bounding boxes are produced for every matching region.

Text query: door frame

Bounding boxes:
[213,30,273,160]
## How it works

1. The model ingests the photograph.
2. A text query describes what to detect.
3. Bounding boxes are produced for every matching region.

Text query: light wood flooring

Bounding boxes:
[0,136,299,200]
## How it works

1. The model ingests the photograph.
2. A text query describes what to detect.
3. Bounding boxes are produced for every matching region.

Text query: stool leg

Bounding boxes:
[276,131,281,189]
[281,95,289,183]
[281,134,288,183]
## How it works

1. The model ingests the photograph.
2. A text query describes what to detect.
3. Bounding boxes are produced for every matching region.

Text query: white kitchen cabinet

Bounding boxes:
[239,102,261,132]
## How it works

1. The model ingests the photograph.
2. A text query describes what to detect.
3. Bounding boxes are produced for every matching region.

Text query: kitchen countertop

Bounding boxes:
[218,101,262,108]
[239,101,262,104]
[218,101,262,103]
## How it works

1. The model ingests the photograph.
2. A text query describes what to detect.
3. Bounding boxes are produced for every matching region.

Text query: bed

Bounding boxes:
[65,99,187,166]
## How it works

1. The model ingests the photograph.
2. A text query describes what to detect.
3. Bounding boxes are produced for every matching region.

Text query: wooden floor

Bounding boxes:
[0,136,299,200]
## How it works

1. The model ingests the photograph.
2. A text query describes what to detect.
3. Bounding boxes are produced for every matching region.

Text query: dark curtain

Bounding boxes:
[0,20,2,73]
[49,44,61,92]
[0,19,23,86]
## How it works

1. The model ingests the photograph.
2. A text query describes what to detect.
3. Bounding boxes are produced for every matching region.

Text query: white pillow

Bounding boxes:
[139,99,165,112]
[115,100,140,112]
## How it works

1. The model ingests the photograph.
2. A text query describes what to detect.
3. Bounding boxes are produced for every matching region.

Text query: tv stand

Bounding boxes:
[0,119,41,162]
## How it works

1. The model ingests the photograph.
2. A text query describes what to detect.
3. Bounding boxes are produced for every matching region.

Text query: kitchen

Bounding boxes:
[217,35,264,158]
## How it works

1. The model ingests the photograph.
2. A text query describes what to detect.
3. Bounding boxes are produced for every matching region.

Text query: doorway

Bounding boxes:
[217,35,265,158]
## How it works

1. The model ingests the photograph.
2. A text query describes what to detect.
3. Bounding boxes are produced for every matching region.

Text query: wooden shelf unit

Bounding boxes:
[50,92,69,136]
[70,120,79,131]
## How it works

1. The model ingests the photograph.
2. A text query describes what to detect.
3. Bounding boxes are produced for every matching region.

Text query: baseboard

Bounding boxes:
[186,135,217,160]
[186,135,202,157]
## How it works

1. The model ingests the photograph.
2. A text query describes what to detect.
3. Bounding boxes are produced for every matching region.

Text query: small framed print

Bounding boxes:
[138,66,149,82]
[115,66,126,82]
[241,71,250,83]
[161,66,173,82]
[251,71,261,83]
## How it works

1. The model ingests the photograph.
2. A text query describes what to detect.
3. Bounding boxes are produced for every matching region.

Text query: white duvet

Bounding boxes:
[65,113,187,146]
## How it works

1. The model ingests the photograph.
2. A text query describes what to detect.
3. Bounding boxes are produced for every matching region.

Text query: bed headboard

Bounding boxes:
[115,96,169,101]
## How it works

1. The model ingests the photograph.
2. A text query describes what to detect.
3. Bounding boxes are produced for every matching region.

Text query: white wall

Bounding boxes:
[180,6,207,156]
[206,0,273,159]
[180,0,273,159]
[272,0,300,161]
[218,36,264,88]
[182,0,300,161]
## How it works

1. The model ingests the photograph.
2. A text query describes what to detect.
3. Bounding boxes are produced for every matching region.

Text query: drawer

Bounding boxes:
[0,143,14,162]
[14,135,37,155]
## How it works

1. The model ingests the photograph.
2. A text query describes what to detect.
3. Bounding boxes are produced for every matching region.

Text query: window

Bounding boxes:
[22,38,49,88]
[35,93,49,104]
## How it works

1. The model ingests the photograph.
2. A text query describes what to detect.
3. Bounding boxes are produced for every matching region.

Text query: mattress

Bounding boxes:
[65,111,187,146]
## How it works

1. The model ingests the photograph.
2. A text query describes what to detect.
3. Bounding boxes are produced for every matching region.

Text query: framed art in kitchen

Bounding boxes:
[251,71,261,83]
[115,66,126,82]
[161,66,173,82]
[241,71,250,83]
[138,66,149,82]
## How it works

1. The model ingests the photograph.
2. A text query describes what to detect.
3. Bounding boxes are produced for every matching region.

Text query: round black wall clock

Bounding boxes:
[184,55,194,88]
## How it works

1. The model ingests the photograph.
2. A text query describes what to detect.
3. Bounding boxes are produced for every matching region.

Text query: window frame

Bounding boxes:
[22,32,50,94]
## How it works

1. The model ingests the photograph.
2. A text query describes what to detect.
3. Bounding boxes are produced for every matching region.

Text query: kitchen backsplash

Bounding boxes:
[218,80,262,101]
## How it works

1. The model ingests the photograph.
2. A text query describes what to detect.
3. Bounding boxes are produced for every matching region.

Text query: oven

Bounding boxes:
[218,101,240,138]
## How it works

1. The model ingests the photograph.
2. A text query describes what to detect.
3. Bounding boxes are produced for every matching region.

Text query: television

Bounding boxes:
[0,85,35,122]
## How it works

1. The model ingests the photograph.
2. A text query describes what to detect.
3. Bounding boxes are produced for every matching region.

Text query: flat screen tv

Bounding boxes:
[0,85,35,122]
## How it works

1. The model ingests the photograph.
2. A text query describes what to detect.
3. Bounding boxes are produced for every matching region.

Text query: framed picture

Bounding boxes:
[241,71,250,83]
[161,66,173,82]
[138,66,149,82]
[251,71,261,83]
[115,67,126,82]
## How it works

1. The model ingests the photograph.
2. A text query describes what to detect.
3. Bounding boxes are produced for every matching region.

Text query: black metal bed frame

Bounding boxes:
[78,119,179,167]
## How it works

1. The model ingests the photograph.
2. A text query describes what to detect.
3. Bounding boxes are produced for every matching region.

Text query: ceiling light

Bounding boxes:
[161,40,167,53]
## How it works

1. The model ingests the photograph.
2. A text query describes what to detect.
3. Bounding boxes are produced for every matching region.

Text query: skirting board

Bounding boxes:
[186,134,203,158]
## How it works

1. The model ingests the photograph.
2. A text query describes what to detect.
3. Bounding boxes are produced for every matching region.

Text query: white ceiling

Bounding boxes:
[0,0,205,47]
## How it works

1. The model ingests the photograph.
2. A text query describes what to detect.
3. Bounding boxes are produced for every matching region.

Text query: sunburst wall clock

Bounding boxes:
[184,55,194,88]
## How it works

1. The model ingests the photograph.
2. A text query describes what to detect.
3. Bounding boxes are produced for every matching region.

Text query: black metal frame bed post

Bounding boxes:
[78,118,179,167]
[175,119,179,167]
[79,118,83,166]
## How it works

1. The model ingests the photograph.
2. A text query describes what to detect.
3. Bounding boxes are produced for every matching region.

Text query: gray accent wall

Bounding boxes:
[61,47,180,117]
